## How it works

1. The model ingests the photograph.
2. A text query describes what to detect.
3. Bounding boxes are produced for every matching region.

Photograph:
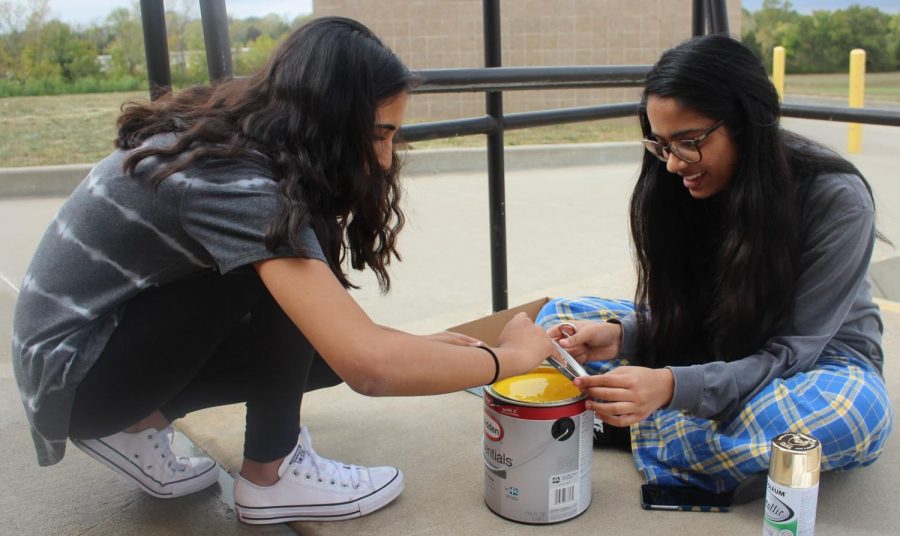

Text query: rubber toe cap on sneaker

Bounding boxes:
[171,457,220,496]
[357,467,404,516]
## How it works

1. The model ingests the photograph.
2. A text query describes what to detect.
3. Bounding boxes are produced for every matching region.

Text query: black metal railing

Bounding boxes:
[199,0,233,81]
[139,0,900,312]
[139,0,171,100]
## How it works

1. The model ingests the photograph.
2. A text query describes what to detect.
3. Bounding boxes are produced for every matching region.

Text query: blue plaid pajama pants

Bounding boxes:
[537,297,894,493]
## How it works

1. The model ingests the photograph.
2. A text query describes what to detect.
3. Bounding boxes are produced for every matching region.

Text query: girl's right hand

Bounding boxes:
[496,312,554,377]
[546,320,622,363]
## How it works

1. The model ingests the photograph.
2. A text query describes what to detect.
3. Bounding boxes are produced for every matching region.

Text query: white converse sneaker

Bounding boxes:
[72,426,219,499]
[234,426,404,524]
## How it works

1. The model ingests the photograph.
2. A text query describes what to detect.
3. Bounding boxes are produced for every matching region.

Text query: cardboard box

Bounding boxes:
[446,297,550,345]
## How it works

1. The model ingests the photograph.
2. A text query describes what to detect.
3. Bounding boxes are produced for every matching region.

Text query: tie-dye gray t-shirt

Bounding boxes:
[12,135,325,466]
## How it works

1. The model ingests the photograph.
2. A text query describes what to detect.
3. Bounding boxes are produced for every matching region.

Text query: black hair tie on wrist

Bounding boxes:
[477,345,500,385]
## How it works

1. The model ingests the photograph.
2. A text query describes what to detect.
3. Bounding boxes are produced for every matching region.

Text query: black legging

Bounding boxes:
[68,267,342,463]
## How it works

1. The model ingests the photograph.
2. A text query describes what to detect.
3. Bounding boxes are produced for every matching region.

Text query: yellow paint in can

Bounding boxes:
[491,366,583,405]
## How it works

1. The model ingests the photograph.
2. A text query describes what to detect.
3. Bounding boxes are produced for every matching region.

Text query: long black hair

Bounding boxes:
[631,34,876,367]
[115,17,416,291]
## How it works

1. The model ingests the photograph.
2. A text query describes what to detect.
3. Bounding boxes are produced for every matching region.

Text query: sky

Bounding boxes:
[46,0,314,27]
[41,0,900,27]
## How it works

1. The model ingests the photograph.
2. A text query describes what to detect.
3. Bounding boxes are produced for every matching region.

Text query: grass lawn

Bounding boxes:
[784,71,900,104]
[1,72,898,167]
[409,117,641,150]
[1,91,147,168]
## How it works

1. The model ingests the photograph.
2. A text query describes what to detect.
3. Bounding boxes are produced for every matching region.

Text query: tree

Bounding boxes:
[0,1,28,79]
[233,33,279,75]
[1,0,306,94]
[783,6,892,73]
[17,0,59,80]
[81,22,113,55]
[741,8,764,61]
[746,2,896,73]
[890,14,900,70]
[831,6,892,72]
[750,0,800,71]
[42,20,100,80]
[104,6,143,77]
[165,0,206,85]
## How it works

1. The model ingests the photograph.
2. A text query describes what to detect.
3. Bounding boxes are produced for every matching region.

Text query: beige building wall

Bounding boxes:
[313,0,742,123]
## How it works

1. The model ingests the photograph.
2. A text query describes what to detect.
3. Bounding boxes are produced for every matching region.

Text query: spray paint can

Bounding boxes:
[763,432,822,536]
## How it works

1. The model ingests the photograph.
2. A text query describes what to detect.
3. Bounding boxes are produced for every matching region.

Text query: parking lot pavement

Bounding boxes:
[0,117,897,534]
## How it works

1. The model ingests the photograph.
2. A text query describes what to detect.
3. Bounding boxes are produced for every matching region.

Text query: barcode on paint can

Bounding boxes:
[552,485,576,506]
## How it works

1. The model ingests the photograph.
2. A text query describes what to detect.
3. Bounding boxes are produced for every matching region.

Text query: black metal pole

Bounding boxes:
[708,0,730,35]
[483,0,507,312]
[199,0,233,81]
[139,0,171,100]
[692,0,706,36]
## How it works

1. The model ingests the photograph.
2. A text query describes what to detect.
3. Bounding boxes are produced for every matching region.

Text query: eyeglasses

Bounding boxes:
[641,120,724,164]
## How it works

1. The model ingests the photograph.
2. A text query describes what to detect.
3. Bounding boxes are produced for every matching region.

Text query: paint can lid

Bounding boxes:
[487,365,584,406]
[768,432,822,488]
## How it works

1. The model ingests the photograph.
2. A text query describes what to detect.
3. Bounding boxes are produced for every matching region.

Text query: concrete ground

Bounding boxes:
[1,117,898,535]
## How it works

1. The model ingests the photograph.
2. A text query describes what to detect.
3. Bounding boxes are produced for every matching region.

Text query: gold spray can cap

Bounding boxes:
[768,432,822,488]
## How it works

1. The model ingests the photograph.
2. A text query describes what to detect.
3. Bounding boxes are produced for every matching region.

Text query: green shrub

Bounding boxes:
[0,76,147,97]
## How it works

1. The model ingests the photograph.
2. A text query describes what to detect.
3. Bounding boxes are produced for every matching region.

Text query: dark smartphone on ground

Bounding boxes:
[640,484,731,513]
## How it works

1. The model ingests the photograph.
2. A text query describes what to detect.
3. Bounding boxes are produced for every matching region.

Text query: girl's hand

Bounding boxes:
[546,320,622,363]
[423,331,483,347]
[573,366,674,427]
[496,312,554,377]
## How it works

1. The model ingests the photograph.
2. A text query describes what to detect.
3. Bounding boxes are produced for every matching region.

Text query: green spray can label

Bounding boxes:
[762,432,821,536]
[763,480,819,535]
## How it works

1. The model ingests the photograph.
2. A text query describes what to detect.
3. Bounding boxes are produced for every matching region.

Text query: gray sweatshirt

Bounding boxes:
[13,135,325,466]
[615,171,884,421]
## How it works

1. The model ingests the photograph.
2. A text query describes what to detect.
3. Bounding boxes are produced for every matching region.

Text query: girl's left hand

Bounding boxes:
[423,330,483,347]
[573,366,674,427]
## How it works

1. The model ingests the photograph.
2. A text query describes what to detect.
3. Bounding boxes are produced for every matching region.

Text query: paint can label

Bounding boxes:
[483,402,592,523]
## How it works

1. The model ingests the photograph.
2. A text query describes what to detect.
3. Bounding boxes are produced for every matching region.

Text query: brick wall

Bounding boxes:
[313,0,742,123]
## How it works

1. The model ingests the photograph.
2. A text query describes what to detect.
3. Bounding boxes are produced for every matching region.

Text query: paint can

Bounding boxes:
[483,365,592,524]
[763,432,822,536]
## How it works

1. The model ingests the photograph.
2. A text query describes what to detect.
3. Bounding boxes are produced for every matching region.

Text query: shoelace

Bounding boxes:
[145,426,190,474]
[296,429,362,489]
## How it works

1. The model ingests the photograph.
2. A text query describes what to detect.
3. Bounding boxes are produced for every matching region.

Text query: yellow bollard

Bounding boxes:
[848,49,865,153]
[772,46,785,102]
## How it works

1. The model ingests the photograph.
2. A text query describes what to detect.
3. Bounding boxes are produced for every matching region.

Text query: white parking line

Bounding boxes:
[875,297,900,314]
[1,273,20,294]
